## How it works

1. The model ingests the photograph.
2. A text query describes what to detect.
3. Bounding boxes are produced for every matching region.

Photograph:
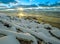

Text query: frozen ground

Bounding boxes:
[0,14,60,44]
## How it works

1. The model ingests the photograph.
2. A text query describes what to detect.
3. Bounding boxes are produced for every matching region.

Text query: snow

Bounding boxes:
[50,29,60,37]
[0,35,20,44]
[0,14,60,44]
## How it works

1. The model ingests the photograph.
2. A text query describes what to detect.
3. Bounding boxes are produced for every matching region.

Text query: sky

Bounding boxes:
[0,0,60,8]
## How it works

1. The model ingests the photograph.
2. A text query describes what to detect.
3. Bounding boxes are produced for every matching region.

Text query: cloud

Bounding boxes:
[0,0,60,9]
[0,0,17,4]
[0,0,18,8]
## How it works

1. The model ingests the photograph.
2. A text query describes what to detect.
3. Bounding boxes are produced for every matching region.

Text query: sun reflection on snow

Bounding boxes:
[18,13,25,18]
[17,8,25,18]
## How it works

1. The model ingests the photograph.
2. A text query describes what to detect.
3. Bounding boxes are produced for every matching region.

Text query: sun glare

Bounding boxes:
[18,8,24,11]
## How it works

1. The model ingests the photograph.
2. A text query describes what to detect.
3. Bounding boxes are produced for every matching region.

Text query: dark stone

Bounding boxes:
[4,23,11,28]
[45,27,52,30]
[16,28,22,33]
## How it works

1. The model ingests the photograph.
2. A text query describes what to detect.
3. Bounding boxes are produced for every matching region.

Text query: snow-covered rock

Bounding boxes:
[50,29,60,38]
[0,14,60,44]
[0,35,20,44]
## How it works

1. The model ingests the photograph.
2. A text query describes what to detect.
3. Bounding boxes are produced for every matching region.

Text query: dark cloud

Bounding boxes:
[0,0,60,8]
[0,0,17,4]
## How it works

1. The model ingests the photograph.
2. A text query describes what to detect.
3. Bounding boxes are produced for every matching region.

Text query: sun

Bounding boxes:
[18,8,24,11]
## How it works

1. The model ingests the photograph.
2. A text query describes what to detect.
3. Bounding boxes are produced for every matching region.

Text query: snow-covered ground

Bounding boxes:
[0,14,60,44]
